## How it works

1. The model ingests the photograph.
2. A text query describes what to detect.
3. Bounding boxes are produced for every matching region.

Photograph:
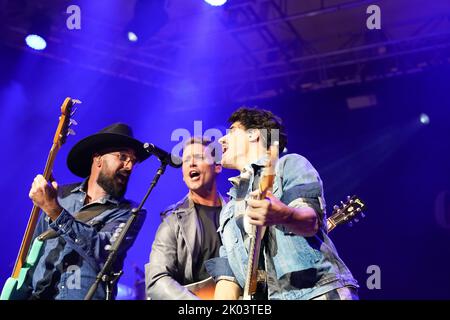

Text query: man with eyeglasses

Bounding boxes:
[20,123,149,299]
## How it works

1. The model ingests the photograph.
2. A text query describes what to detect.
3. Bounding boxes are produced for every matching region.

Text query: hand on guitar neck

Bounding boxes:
[28,174,63,222]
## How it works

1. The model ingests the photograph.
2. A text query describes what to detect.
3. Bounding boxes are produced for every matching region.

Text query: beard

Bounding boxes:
[97,168,129,199]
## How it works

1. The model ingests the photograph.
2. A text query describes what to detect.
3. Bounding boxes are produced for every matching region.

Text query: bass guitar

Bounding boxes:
[0,97,80,300]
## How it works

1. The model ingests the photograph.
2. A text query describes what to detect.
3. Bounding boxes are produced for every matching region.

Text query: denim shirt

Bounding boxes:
[26,180,146,300]
[205,153,358,300]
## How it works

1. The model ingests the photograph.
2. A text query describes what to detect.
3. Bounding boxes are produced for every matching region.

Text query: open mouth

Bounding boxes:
[189,170,200,181]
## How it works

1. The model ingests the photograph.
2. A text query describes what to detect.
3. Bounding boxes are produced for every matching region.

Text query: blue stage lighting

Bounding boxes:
[419,113,430,125]
[25,34,47,50]
[125,0,168,43]
[116,283,136,300]
[204,0,227,6]
[25,9,52,51]
[128,31,138,42]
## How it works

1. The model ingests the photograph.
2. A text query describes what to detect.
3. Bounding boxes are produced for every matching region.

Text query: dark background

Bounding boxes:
[1,0,449,299]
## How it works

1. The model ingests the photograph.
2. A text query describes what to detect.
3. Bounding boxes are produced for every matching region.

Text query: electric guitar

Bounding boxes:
[0,97,80,300]
[327,195,366,232]
[186,145,278,300]
[187,195,366,299]
[242,144,278,300]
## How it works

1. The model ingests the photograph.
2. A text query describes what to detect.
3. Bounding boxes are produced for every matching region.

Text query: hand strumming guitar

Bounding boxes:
[245,190,319,237]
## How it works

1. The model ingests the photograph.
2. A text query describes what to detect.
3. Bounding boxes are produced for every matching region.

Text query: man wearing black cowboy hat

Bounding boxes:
[24,123,149,300]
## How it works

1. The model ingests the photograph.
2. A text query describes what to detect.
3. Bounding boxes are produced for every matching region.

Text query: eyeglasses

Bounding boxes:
[108,152,138,167]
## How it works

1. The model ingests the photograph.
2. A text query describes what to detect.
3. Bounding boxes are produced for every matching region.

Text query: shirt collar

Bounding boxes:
[228,155,268,186]
[70,179,88,193]
[227,155,269,198]
[70,177,121,205]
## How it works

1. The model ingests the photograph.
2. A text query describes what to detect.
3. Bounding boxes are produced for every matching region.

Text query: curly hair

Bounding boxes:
[228,107,288,152]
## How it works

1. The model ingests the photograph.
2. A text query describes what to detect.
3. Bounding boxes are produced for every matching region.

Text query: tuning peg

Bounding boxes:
[72,99,82,104]
[69,119,78,126]
[347,195,351,200]
[354,218,359,223]
[361,213,366,218]
[333,205,339,210]
[356,208,361,212]
[104,244,112,251]
[70,107,78,116]
[340,201,345,206]
[67,128,76,136]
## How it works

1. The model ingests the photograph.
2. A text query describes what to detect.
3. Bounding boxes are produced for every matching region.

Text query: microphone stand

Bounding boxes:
[84,160,169,300]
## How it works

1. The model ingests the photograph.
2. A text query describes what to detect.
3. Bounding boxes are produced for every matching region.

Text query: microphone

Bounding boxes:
[143,142,182,168]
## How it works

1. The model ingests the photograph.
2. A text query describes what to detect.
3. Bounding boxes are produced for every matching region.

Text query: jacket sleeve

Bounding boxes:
[144,216,198,300]
[48,205,146,272]
[277,154,326,229]
[205,246,239,285]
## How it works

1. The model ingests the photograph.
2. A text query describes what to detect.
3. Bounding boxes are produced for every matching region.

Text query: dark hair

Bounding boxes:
[228,107,287,152]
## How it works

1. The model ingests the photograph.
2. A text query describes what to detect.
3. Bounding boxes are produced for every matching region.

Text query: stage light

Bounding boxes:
[204,0,227,6]
[125,0,168,43]
[25,34,47,50]
[25,10,52,51]
[419,113,430,125]
[127,31,138,42]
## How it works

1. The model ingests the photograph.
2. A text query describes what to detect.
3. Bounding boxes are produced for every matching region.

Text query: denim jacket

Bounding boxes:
[206,154,358,300]
[25,180,146,300]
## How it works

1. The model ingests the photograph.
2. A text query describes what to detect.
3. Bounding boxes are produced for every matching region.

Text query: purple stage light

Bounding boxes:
[204,0,227,6]
[128,31,138,42]
[420,113,430,125]
[25,34,47,50]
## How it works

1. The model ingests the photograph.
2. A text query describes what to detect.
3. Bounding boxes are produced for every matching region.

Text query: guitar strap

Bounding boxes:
[37,203,116,241]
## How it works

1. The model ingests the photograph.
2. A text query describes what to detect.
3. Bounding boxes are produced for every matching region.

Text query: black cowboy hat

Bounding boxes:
[67,123,149,178]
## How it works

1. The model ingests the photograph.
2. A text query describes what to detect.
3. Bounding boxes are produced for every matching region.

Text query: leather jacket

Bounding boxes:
[145,194,225,300]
